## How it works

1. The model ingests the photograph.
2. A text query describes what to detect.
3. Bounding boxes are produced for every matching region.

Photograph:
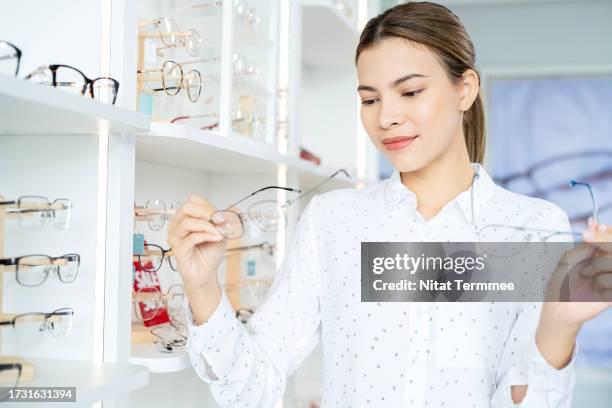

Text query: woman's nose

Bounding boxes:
[378,103,405,129]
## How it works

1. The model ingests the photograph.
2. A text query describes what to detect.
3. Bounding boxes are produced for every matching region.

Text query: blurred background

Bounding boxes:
[374,1,612,407]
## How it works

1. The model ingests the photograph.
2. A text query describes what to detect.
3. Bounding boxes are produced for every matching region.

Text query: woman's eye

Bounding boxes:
[361,99,378,106]
[402,89,423,98]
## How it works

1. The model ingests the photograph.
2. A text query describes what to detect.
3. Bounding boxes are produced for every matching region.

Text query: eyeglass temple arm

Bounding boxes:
[226,241,272,252]
[570,180,599,224]
[226,186,302,209]
[282,169,351,208]
[478,223,582,238]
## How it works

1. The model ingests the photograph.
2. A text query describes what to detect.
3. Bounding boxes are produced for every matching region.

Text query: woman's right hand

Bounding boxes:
[167,195,228,291]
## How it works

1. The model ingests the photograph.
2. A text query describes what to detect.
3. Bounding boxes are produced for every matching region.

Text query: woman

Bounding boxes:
[168,2,611,407]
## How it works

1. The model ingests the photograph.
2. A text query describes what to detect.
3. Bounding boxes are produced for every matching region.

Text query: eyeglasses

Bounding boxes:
[234,0,261,29]
[211,169,351,239]
[477,179,599,243]
[211,186,300,239]
[232,53,261,82]
[495,150,612,224]
[231,106,265,137]
[0,308,74,348]
[25,65,119,105]
[0,254,80,287]
[235,307,254,324]
[0,363,22,401]
[132,284,185,322]
[135,200,181,231]
[0,40,22,77]
[151,324,187,353]
[168,106,264,135]
[138,60,203,103]
[473,178,603,262]
[134,243,178,272]
[169,113,219,131]
[180,0,261,28]
[0,196,72,230]
[139,18,203,57]
[226,241,276,257]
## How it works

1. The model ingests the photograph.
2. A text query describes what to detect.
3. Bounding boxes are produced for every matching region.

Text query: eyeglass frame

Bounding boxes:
[24,64,119,105]
[0,362,22,401]
[0,254,80,287]
[132,284,185,321]
[211,169,351,239]
[139,18,202,56]
[137,60,202,102]
[134,243,177,272]
[0,308,75,336]
[473,177,600,242]
[226,241,275,257]
[211,186,301,239]
[0,196,72,229]
[0,41,22,77]
[151,324,187,352]
[135,199,182,231]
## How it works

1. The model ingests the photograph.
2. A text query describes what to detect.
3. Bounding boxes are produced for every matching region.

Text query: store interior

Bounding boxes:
[0,0,611,407]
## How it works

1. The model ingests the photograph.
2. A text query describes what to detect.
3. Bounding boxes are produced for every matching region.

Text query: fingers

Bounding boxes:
[582,217,612,252]
[558,242,597,267]
[172,216,223,240]
[168,195,228,249]
[173,199,215,225]
[172,232,224,257]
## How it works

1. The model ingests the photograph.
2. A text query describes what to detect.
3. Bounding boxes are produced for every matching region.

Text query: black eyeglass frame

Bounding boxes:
[25,64,120,105]
[0,362,22,402]
[0,41,22,77]
[136,243,177,272]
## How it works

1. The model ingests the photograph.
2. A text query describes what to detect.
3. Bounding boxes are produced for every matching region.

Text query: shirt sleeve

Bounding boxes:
[490,302,578,408]
[184,197,323,407]
[491,206,578,407]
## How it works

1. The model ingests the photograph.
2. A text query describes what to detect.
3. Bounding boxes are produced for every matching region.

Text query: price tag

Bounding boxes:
[133,233,145,254]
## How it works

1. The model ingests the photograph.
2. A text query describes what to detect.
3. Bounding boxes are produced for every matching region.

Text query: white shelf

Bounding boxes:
[10,358,149,407]
[302,2,359,68]
[0,75,150,136]
[131,343,191,374]
[198,16,275,51]
[137,123,355,187]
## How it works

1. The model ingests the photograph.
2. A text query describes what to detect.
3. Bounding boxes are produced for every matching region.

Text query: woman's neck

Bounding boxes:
[400,149,476,222]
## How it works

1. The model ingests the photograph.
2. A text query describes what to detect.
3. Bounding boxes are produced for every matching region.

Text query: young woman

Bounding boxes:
[168,2,611,407]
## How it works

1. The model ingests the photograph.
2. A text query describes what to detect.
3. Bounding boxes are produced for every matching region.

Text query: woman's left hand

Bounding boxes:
[536,218,612,369]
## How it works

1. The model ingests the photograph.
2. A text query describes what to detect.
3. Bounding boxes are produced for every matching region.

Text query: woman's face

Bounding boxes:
[356,37,475,172]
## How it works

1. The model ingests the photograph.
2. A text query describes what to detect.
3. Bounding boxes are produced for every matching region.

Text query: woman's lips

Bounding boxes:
[381,135,418,151]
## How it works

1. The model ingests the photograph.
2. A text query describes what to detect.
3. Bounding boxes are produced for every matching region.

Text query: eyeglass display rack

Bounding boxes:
[1,0,377,407]
[0,196,35,383]
[0,71,150,407]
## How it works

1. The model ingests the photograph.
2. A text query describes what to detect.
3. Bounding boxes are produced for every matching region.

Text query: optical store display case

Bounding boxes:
[0,0,375,407]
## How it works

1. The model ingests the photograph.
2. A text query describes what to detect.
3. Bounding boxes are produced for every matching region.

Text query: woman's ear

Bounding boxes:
[458,69,480,112]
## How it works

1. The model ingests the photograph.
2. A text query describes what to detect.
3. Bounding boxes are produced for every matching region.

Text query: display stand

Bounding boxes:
[0,194,35,381]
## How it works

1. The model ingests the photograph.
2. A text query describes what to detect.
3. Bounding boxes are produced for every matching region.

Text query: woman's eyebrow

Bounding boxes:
[357,73,427,92]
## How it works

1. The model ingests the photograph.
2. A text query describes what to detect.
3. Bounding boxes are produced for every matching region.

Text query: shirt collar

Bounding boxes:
[384,163,495,225]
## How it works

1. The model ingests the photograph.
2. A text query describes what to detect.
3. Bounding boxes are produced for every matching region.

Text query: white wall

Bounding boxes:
[451,0,612,69]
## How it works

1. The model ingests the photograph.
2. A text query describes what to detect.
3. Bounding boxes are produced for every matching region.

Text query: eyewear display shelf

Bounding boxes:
[130,2,377,407]
[0,73,151,407]
[0,76,148,135]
